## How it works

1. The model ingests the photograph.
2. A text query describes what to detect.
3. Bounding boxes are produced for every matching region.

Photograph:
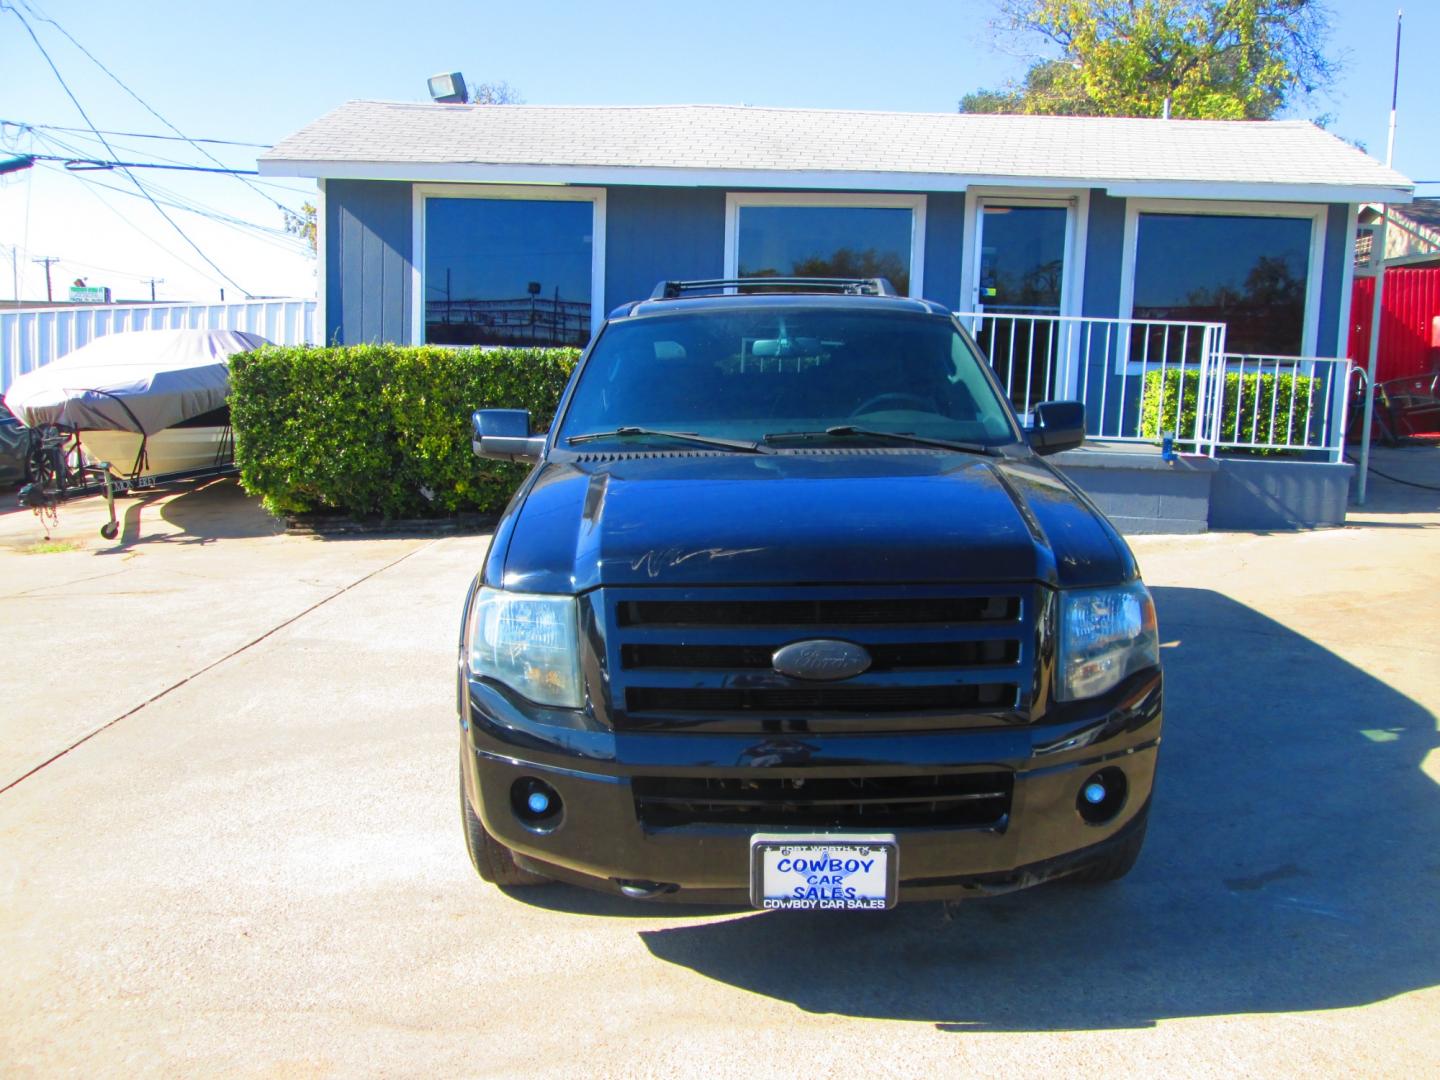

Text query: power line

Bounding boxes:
[57,163,233,291]
[25,128,304,245]
[18,251,161,284]
[1,119,270,148]
[8,5,299,221]
[29,152,261,175]
[46,164,312,256]
[4,2,253,296]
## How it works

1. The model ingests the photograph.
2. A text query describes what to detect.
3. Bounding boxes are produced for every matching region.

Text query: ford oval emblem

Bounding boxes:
[772,639,872,682]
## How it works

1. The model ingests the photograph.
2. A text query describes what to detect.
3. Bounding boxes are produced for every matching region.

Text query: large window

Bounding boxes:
[1130,210,1316,356]
[421,190,600,347]
[727,195,924,296]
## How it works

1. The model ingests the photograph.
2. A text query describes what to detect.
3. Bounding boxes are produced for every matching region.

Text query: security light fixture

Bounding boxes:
[428,72,469,104]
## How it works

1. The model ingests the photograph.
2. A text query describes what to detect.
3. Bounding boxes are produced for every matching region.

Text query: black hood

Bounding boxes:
[494,450,1133,594]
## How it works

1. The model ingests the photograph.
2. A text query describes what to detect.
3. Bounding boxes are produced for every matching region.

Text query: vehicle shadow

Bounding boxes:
[635,586,1440,1030]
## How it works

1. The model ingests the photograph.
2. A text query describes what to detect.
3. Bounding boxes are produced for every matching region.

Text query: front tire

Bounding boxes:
[459,748,551,887]
[1067,808,1149,884]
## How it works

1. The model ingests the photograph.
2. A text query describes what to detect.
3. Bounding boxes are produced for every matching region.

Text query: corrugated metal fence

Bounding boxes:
[1,299,317,393]
[1349,268,1440,382]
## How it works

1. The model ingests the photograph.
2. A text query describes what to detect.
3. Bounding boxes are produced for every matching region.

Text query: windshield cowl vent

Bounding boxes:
[569,447,944,463]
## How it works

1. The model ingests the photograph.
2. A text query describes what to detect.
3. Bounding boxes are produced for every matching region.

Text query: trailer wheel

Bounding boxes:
[100,522,119,540]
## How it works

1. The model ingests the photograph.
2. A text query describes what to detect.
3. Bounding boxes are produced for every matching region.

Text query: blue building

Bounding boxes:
[261,103,1414,527]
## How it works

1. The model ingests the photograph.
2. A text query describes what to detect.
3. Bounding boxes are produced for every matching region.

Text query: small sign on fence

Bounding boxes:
[68,285,112,303]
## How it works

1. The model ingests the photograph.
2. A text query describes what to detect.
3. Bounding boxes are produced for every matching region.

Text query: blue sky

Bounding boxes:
[2,0,1433,302]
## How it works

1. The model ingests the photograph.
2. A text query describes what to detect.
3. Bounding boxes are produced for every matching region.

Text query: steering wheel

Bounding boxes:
[849,392,933,416]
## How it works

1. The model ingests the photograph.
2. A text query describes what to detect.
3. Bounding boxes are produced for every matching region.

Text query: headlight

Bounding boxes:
[1056,581,1159,701]
[465,587,583,708]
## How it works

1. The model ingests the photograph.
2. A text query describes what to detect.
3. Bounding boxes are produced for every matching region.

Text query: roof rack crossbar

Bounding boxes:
[649,277,898,300]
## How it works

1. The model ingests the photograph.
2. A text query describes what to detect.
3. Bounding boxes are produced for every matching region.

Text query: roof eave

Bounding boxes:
[256,158,1414,205]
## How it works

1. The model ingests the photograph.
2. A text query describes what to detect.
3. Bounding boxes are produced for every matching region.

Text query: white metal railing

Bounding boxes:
[957,311,1351,460]
[1,299,317,393]
[1206,354,1352,461]
[955,311,1227,451]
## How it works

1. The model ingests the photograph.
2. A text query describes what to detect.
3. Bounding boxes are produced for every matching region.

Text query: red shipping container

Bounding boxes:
[1349,267,1440,381]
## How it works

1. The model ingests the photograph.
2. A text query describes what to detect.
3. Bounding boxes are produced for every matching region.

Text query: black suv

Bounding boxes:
[458,278,1161,909]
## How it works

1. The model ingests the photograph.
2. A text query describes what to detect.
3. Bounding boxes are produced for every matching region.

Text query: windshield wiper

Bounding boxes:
[566,426,766,453]
[763,426,998,455]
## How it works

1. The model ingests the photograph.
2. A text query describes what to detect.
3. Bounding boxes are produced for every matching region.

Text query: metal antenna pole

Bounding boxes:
[1385,10,1402,169]
[1358,9,1403,506]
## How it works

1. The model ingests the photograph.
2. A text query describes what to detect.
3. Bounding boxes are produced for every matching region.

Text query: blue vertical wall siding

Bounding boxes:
[327,180,413,344]
[604,188,726,309]
[1314,203,1349,357]
[922,193,966,310]
[1082,190,1126,318]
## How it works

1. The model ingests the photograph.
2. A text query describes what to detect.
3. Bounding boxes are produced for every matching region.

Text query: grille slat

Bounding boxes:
[622,639,1020,671]
[627,684,1017,714]
[620,596,1019,628]
[634,773,1014,829]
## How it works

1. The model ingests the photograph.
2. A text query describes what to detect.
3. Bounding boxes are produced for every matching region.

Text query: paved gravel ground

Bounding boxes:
[1,455,1437,1078]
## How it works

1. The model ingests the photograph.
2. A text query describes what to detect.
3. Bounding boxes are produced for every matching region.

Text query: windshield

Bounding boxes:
[556,307,1019,448]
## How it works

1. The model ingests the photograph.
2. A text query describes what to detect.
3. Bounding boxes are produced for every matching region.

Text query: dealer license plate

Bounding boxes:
[749,834,898,910]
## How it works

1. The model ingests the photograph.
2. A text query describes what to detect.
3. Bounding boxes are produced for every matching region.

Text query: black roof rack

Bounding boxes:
[649,277,898,300]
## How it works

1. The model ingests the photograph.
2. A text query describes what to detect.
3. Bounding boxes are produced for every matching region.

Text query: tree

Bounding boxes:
[284,202,317,253]
[960,59,1099,116]
[959,0,1338,120]
[467,79,523,105]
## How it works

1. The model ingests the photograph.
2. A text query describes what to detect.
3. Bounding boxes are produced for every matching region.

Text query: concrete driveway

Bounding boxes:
[1,463,1437,1077]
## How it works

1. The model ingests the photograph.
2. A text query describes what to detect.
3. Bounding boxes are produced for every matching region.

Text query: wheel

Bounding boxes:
[1067,808,1149,884]
[459,748,551,887]
[100,522,119,540]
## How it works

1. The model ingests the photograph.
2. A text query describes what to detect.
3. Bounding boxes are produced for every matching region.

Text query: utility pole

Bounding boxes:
[146,277,165,302]
[31,256,59,302]
[5,244,17,303]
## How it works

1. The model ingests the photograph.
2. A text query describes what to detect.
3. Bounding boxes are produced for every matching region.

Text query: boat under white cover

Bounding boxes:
[2,328,268,479]
[81,424,233,479]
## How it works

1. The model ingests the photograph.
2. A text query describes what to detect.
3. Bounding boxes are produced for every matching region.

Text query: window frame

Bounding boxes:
[723,192,927,297]
[410,183,607,347]
[1119,198,1325,361]
[958,187,1091,319]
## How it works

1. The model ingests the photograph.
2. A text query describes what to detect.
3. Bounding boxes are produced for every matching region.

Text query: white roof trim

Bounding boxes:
[257,159,1411,205]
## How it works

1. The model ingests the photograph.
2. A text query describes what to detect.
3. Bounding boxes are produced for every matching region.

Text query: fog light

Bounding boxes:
[1077,767,1128,825]
[511,776,563,831]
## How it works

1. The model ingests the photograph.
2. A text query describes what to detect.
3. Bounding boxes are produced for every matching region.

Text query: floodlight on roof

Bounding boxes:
[428,72,468,104]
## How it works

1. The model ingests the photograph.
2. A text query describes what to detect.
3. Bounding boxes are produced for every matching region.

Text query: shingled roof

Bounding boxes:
[260,101,1412,203]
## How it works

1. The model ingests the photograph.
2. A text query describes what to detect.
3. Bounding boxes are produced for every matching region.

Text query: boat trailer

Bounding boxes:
[17,424,236,540]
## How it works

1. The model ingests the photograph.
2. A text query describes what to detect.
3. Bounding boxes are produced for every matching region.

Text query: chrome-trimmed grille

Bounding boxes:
[600,585,1034,731]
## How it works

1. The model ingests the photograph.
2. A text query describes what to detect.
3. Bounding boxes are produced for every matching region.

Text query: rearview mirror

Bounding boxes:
[1027,400,1085,456]
[472,409,545,462]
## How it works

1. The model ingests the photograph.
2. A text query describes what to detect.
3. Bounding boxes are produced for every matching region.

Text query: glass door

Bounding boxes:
[971,200,1073,411]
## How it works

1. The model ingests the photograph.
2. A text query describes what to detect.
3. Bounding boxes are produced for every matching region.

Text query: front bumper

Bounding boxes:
[460,669,1162,904]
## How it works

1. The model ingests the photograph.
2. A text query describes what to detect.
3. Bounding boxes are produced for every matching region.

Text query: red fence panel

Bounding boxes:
[1349,268,1440,381]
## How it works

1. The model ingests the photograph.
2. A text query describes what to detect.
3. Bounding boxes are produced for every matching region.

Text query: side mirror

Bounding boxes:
[472,409,545,462]
[1027,400,1085,456]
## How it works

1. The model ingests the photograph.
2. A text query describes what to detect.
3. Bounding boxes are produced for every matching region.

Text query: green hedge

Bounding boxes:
[1139,369,1325,452]
[230,344,578,518]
